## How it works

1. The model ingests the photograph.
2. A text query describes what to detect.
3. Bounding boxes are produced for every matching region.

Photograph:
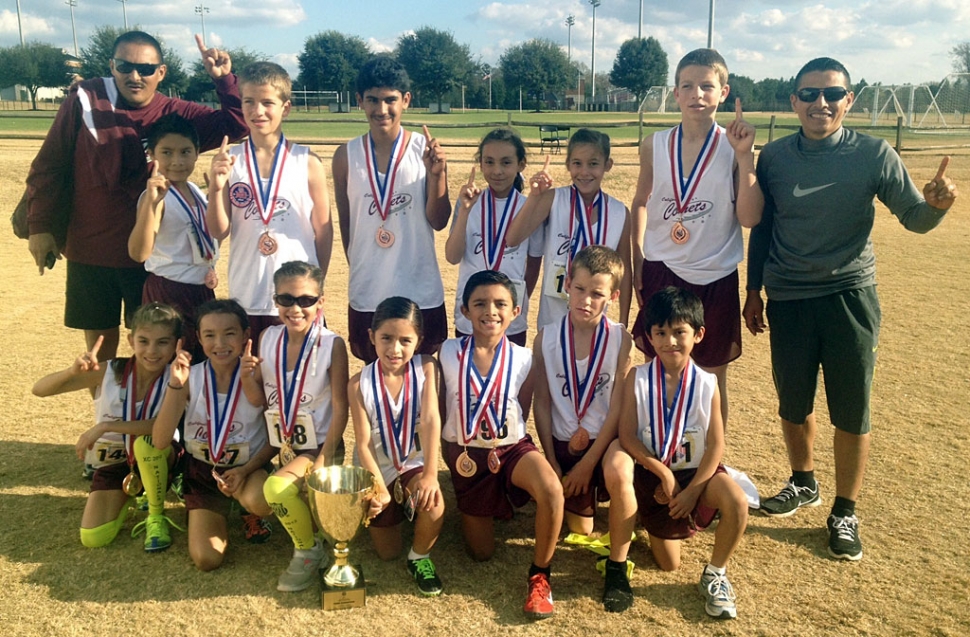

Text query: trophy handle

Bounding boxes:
[361,486,379,528]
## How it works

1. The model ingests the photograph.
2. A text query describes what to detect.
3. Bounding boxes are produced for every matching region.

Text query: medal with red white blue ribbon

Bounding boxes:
[363,130,407,247]
[120,358,167,495]
[203,359,242,467]
[371,358,419,473]
[169,184,218,287]
[559,315,610,453]
[481,187,519,271]
[245,134,289,255]
[568,185,608,270]
[274,317,320,463]
[457,335,512,474]
[647,357,696,466]
[667,124,720,245]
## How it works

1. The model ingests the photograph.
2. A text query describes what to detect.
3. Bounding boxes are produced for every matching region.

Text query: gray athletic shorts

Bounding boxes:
[766,286,880,435]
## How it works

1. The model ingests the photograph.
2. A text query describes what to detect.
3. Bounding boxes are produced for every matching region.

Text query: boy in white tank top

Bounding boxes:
[332,56,451,363]
[207,62,333,346]
[630,49,764,430]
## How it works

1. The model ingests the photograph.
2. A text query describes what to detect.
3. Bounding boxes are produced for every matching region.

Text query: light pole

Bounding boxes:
[117,0,128,30]
[590,0,601,104]
[65,0,79,57]
[16,0,24,46]
[707,0,715,48]
[565,15,575,65]
[638,0,643,39]
[195,4,209,42]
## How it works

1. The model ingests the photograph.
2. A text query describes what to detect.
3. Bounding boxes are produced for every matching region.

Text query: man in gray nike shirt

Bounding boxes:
[743,57,957,561]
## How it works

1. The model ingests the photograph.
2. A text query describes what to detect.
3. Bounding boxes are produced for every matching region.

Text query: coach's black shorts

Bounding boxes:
[65,261,148,330]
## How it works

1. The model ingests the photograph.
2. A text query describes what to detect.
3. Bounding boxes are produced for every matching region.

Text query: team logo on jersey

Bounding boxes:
[557,372,611,398]
[662,197,712,222]
[265,387,312,407]
[230,182,254,208]
[365,192,412,217]
[189,420,244,440]
[241,197,290,221]
[473,233,518,256]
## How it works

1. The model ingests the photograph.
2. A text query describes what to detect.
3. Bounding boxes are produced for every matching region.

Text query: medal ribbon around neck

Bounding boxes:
[559,315,610,428]
[274,318,320,444]
[120,358,167,465]
[647,358,696,466]
[481,187,519,271]
[371,359,419,472]
[244,134,290,227]
[668,124,720,223]
[568,185,608,270]
[363,130,407,224]
[457,336,512,446]
[168,185,216,260]
[203,360,243,466]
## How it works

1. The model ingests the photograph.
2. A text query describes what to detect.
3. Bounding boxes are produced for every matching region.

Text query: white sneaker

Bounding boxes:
[699,567,737,619]
[277,543,324,592]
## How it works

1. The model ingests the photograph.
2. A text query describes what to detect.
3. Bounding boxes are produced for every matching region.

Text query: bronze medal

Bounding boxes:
[211,468,228,489]
[279,441,297,466]
[568,427,590,455]
[456,450,477,478]
[487,448,501,474]
[204,267,218,289]
[258,231,278,255]
[670,221,690,245]
[122,470,143,497]
[375,226,395,248]
[393,479,405,505]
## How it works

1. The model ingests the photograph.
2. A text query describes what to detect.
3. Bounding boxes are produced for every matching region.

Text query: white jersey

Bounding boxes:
[644,125,742,285]
[440,337,531,447]
[358,358,427,486]
[451,190,539,336]
[182,363,269,468]
[226,141,317,316]
[536,186,627,327]
[259,324,338,451]
[345,131,445,311]
[145,181,218,284]
[541,317,624,441]
[634,360,716,471]
[88,362,172,469]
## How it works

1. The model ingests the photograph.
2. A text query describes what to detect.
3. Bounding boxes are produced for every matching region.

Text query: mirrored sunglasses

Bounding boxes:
[113,59,160,76]
[795,86,848,103]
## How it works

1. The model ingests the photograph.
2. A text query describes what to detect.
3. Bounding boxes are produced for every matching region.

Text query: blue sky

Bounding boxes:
[2,1,969,87]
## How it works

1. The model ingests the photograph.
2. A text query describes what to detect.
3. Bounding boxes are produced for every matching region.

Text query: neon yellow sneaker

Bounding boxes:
[131,513,183,552]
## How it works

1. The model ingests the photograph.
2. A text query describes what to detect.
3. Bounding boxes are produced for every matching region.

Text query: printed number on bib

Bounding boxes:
[544,265,568,300]
[265,411,318,450]
[186,439,251,467]
[85,441,127,469]
[671,432,698,470]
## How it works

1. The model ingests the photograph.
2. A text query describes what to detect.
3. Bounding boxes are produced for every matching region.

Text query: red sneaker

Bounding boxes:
[523,573,554,620]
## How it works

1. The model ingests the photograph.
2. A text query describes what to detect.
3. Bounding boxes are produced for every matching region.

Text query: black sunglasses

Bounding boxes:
[795,86,848,103]
[274,294,320,308]
[113,58,160,76]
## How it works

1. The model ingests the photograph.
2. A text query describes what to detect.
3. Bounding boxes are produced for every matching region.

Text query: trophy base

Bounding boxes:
[320,564,366,610]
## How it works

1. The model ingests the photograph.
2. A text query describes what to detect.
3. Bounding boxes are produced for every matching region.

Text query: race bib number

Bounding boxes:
[265,410,318,450]
[543,265,568,300]
[186,439,251,467]
[670,431,700,471]
[85,441,127,469]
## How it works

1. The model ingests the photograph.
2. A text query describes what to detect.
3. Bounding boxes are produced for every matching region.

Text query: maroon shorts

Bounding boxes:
[182,454,273,515]
[633,262,741,368]
[142,273,214,361]
[552,438,608,516]
[370,466,425,528]
[349,303,448,363]
[456,329,527,347]
[632,464,725,540]
[444,436,538,519]
[90,441,184,492]
[248,315,283,351]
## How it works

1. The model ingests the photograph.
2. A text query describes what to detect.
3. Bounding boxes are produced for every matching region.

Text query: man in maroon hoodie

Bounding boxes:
[26,30,248,361]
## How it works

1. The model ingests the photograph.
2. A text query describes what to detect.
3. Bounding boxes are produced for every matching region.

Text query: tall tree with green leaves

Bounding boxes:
[78,25,187,94]
[397,27,473,108]
[609,37,668,103]
[298,31,370,95]
[0,42,69,109]
[951,42,970,73]
[499,39,571,111]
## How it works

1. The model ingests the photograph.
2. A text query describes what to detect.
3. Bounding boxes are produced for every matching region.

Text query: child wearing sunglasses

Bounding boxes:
[630,48,764,432]
[257,260,349,592]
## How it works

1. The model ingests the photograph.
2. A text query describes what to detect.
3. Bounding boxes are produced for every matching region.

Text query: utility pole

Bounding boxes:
[707,0,715,48]
[65,0,79,57]
[638,0,643,39]
[16,0,25,46]
[590,0,601,103]
[117,0,128,30]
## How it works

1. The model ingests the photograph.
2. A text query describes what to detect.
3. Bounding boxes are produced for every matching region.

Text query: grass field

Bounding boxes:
[0,129,968,637]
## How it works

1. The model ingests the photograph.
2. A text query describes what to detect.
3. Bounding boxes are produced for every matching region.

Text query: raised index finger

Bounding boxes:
[422,125,432,142]
[89,335,104,359]
[542,155,551,173]
[195,33,207,53]
[151,160,159,177]
[466,166,477,186]
[735,97,743,120]
[244,338,252,357]
[219,135,229,154]
[935,156,950,181]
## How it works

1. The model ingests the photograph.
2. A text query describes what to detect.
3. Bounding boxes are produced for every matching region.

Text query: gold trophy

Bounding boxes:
[306,465,374,610]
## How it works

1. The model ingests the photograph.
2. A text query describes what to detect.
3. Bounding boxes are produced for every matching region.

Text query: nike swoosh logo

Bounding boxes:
[793,183,836,197]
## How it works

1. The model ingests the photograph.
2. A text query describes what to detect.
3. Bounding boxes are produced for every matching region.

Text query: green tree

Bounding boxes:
[500,39,571,111]
[950,42,970,73]
[183,47,267,102]
[397,27,473,109]
[609,37,668,103]
[78,25,186,94]
[297,31,370,96]
[0,42,70,109]
[726,73,757,112]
